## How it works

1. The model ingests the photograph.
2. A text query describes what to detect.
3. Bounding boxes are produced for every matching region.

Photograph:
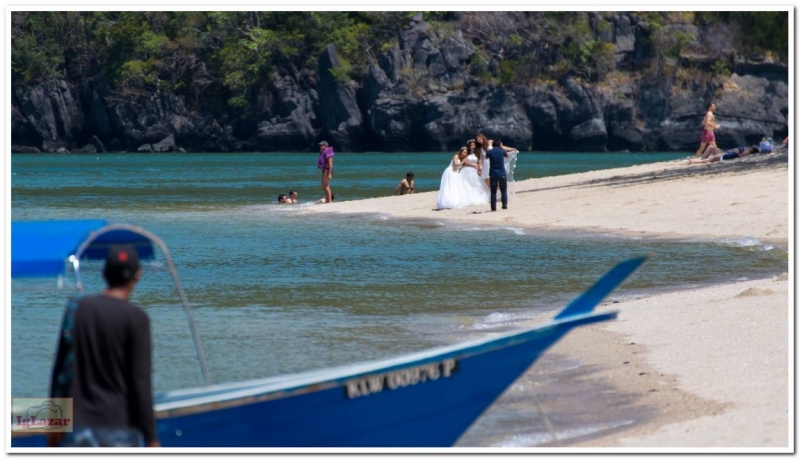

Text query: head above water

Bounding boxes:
[289,190,297,198]
[406,172,414,179]
[103,245,141,288]
[278,194,287,203]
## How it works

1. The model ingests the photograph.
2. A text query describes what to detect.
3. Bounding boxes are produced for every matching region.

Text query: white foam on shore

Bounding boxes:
[490,420,635,447]
[467,310,545,331]
[450,225,525,235]
[714,236,775,251]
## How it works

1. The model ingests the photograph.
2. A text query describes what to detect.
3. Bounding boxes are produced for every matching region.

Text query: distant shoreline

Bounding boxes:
[301,152,789,245]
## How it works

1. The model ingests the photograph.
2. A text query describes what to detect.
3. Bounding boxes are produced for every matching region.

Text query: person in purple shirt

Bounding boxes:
[317,141,334,204]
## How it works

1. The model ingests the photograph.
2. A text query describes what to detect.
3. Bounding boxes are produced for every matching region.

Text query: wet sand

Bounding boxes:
[303,151,791,449]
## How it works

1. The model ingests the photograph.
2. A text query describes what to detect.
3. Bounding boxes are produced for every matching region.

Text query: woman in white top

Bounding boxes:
[475,133,491,188]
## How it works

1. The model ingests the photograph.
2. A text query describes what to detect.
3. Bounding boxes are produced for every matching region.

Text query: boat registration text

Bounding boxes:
[344,359,457,399]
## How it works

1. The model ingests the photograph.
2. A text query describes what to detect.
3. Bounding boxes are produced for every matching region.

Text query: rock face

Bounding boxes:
[256,73,317,151]
[14,81,85,151]
[10,13,789,153]
[317,44,364,150]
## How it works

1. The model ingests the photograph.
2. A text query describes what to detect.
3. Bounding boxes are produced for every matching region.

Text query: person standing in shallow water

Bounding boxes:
[317,141,334,204]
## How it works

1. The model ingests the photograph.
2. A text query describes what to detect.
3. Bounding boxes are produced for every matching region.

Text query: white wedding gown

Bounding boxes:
[460,154,490,206]
[436,155,490,209]
[436,159,462,209]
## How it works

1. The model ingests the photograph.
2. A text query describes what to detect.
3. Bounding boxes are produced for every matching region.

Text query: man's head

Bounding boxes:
[707,102,716,112]
[289,190,297,199]
[278,194,287,203]
[406,172,414,180]
[103,245,141,288]
[494,139,503,148]
[318,140,329,152]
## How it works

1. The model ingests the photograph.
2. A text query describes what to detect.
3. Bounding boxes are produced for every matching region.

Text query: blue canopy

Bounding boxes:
[12,220,155,278]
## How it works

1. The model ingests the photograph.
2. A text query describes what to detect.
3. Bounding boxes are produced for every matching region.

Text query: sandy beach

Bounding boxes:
[303,151,791,449]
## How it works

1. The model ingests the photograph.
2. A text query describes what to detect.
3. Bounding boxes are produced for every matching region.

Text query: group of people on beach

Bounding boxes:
[297,103,787,209]
[689,102,785,165]
[288,134,518,210]
[436,133,519,211]
[275,140,336,205]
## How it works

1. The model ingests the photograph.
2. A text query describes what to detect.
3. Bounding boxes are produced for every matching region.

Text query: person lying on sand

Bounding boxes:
[688,145,759,164]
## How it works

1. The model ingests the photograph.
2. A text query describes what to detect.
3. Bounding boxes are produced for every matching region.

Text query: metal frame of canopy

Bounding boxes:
[11,220,212,386]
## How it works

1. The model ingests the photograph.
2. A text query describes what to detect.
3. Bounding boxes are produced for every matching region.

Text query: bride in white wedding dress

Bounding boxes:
[461,140,490,206]
[436,146,489,209]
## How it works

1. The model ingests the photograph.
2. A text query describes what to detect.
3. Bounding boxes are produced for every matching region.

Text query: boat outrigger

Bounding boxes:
[11,219,648,447]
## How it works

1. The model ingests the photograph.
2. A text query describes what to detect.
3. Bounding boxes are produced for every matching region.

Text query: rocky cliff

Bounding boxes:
[11,12,788,153]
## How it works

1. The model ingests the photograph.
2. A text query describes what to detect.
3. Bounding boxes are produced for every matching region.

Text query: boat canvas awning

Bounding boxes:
[12,219,155,278]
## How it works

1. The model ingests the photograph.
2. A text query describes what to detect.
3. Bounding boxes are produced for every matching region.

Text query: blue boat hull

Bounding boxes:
[12,311,613,448]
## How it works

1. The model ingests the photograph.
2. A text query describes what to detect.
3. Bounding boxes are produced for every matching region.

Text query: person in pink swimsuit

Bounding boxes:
[696,102,720,158]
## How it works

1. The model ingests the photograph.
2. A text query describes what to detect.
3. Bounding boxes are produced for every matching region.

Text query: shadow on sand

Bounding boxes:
[516,151,788,194]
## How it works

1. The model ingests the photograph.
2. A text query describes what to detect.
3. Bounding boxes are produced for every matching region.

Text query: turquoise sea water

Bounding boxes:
[10,152,787,445]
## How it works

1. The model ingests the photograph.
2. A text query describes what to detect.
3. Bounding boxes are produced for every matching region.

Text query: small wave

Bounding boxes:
[504,227,525,235]
[491,419,635,447]
[468,310,544,331]
[485,312,516,323]
[716,236,775,251]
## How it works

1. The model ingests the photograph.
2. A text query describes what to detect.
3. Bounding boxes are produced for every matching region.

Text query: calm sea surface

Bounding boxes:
[11,152,787,446]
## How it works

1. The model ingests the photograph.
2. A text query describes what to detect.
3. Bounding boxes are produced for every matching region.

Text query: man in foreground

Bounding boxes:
[48,246,159,447]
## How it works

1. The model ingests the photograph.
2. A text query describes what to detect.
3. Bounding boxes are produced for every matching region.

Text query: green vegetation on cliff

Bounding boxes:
[12,11,788,100]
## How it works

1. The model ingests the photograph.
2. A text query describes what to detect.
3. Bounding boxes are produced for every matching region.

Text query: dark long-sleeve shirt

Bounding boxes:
[50,294,156,444]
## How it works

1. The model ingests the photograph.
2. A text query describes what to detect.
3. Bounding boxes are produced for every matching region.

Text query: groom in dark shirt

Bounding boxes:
[486,139,509,211]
